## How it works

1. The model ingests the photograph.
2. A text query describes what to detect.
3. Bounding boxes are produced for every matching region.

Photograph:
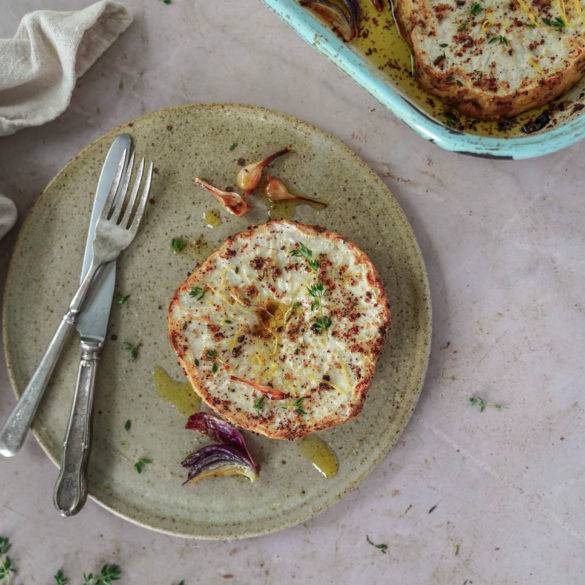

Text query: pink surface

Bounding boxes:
[1,1,584,583]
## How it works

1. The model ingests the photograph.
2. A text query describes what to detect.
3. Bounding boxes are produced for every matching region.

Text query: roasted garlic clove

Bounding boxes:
[235,146,292,193]
[194,177,250,216]
[265,175,326,207]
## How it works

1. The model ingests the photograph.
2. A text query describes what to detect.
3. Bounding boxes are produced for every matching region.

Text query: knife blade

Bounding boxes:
[76,134,132,341]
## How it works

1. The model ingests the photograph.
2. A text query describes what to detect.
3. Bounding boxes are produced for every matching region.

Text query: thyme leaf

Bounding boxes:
[366,535,388,554]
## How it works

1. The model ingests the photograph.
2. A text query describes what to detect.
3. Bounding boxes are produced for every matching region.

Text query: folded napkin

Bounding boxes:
[0,196,17,241]
[0,0,133,239]
[0,1,132,136]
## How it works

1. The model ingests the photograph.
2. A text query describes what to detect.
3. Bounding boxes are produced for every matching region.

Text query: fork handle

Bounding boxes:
[0,263,100,458]
[0,312,76,457]
[54,339,101,516]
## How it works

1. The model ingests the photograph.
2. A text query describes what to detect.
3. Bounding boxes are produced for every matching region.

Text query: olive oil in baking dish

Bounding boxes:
[348,1,582,137]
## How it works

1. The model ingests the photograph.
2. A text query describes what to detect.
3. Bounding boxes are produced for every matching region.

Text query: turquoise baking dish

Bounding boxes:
[261,0,585,159]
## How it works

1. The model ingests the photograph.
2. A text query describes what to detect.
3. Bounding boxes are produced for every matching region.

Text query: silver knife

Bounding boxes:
[53,134,132,516]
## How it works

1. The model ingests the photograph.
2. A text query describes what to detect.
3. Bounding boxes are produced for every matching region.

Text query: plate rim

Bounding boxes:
[2,102,432,539]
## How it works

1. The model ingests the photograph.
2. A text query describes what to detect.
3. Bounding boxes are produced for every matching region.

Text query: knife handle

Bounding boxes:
[0,312,76,457]
[54,339,101,517]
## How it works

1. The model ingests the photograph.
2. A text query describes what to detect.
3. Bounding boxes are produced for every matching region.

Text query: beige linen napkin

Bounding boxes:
[0,197,17,241]
[0,1,133,238]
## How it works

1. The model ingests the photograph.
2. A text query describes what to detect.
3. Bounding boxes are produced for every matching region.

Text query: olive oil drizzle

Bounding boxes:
[297,435,339,478]
[153,366,201,416]
[264,196,325,221]
[204,209,221,228]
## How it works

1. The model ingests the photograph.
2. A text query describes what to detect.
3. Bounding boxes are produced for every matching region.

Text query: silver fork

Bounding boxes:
[0,152,153,457]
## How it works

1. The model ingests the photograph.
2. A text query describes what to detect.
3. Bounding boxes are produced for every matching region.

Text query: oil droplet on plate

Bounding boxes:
[267,199,296,220]
[186,235,215,263]
[204,209,221,228]
[265,197,326,221]
[153,365,201,416]
[297,435,338,478]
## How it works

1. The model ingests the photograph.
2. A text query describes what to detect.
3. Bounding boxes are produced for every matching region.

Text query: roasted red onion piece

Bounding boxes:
[300,0,355,41]
[194,177,250,216]
[182,443,247,468]
[370,0,384,11]
[185,412,256,468]
[181,444,258,484]
[265,175,326,207]
[236,146,292,194]
[183,414,259,484]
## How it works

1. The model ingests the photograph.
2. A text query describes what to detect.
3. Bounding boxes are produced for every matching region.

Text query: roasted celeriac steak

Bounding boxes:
[168,220,390,440]
[395,0,585,119]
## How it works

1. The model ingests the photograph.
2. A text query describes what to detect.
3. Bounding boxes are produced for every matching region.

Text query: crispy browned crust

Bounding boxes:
[168,220,391,440]
[395,0,585,120]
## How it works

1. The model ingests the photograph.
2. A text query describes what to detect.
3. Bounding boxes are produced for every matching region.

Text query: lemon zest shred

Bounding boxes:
[517,0,540,27]
[528,56,545,74]
[556,0,568,22]
[251,352,266,379]
[271,336,280,359]
[282,301,298,325]
[262,362,279,381]
[227,325,245,350]
[573,0,585,25]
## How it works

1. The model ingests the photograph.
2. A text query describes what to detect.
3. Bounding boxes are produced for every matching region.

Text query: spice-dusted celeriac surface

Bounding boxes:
[168,220,390,440]
[396,0,585,119]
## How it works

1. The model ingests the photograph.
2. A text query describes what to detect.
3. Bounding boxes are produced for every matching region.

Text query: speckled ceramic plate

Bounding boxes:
[3,104,431,539]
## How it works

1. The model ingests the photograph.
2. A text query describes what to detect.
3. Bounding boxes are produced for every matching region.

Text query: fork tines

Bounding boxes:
[101,149,154,232]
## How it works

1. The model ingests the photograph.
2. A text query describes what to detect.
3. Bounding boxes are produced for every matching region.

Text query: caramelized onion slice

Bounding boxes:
[194,177,250,216]
[370,0,385,11]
